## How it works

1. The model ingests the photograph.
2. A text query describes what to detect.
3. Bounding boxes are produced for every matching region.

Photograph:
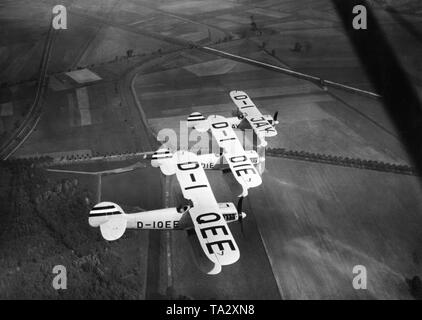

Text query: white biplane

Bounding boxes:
[188,91,278,148]
[228,90,278,147]
[90,150,244,275]
[186,113,263,197]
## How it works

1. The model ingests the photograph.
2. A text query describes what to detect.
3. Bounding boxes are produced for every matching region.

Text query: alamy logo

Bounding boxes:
[352,5,367,30]
[52,265,67,290]
[52,5,67,30]
[157,121,257,156]
[352,265,367,290]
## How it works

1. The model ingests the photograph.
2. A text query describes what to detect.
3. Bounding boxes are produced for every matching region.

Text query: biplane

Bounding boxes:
[186,113,263,197]
[188,90,278,148]
[90,150,244,274]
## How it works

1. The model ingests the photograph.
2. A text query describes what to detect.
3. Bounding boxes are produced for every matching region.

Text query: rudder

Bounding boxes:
[89,202,127,241]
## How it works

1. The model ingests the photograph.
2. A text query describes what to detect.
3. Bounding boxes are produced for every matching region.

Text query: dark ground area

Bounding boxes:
[0,161,150,299]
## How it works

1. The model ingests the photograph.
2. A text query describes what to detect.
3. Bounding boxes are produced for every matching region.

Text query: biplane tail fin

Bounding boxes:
[151,147,176,175]
[89,202,127,241]
[187,112,210,132]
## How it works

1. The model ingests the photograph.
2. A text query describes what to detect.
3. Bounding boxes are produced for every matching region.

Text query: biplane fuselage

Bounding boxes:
[89,202,243,232]
[123,203,243,230]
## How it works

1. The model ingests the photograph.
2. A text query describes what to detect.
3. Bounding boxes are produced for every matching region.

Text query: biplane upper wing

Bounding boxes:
[154,150,240,274]
[230,90,277,140]
[207,115,262,196]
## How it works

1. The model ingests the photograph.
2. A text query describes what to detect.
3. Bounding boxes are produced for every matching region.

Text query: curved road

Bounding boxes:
[0,24,56,160]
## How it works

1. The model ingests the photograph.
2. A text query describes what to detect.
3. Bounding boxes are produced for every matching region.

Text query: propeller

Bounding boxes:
[237,196,244,235]
[232,109,243,119]
[273,111,279,125]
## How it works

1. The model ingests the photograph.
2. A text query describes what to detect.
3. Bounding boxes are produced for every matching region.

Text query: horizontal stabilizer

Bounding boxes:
[100,216,127,241]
